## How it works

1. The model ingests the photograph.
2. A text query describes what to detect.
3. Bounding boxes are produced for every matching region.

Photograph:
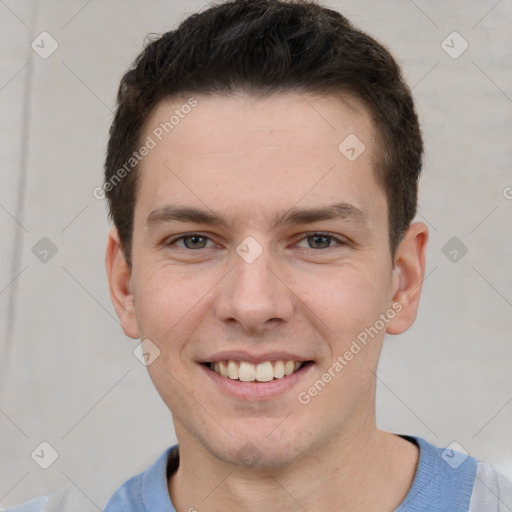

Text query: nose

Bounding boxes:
[214,246,295,335]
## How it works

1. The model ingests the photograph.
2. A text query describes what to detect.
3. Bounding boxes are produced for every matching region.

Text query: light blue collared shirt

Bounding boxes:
[5,436,512,511]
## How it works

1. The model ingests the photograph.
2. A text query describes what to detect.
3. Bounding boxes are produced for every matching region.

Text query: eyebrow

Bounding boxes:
[146,202,368,230]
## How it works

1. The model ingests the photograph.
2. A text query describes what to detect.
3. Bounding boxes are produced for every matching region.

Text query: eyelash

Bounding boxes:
[165,232,346,250]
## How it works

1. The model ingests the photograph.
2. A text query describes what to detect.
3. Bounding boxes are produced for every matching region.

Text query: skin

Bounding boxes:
[106,92,428,511]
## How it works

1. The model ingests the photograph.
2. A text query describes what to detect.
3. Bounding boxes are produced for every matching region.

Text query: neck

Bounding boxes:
[168,419,419,512]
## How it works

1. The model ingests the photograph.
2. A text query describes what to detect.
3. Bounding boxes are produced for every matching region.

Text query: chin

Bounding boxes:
[202,423,313,469]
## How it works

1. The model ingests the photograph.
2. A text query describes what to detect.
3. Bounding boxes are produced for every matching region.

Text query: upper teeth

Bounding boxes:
[210,360,303,382]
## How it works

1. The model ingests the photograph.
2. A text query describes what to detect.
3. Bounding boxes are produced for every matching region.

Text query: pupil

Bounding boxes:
[185,235,206,249]
[311,235,329,249]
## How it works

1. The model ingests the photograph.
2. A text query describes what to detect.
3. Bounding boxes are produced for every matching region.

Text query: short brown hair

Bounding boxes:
[105,0,423,264]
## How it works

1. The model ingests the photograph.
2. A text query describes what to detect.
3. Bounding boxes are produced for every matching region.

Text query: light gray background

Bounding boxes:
[1,0,511,508]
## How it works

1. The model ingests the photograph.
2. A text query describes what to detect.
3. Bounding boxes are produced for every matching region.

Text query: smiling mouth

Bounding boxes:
[203,360,311,382]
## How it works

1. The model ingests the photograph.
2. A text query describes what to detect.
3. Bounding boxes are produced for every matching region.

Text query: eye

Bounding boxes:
[164,232,346,252]
[166,233,216,250]
[295,232,345,250]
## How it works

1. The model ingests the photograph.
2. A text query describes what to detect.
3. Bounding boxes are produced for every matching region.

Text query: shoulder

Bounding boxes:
[2,496,48,512]
[468,461,512,511]
[397,436,479,510]
[3,487,105,512]
[104,445,177,511]
[396,435,512,512]
[3,445,178,512]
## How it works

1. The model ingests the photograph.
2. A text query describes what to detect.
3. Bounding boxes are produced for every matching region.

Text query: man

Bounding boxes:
[8,0,512,510]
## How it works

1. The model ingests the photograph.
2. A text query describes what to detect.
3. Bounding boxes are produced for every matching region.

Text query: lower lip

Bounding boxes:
[199,362,315,401]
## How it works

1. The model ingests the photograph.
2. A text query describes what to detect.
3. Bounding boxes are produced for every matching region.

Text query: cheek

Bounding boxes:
[295,264,389,342]
[131,263,199,344]
[131,261,225,363]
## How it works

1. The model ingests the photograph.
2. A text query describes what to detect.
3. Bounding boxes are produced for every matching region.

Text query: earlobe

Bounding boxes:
[386,222,429,335]
[105,228,140,339]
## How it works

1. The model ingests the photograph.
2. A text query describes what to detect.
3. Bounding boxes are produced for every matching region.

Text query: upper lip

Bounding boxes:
[200,350,312,365]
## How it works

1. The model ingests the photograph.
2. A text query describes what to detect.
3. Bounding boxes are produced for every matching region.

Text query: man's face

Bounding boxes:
[112,92,413,466]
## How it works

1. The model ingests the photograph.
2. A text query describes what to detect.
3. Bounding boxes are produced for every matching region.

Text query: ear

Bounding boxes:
[386,222,429,335]
[105,227,139,339]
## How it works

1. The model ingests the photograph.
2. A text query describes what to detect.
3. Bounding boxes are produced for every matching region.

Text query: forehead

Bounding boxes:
[146,91,376,159]
[135,92,385,229]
